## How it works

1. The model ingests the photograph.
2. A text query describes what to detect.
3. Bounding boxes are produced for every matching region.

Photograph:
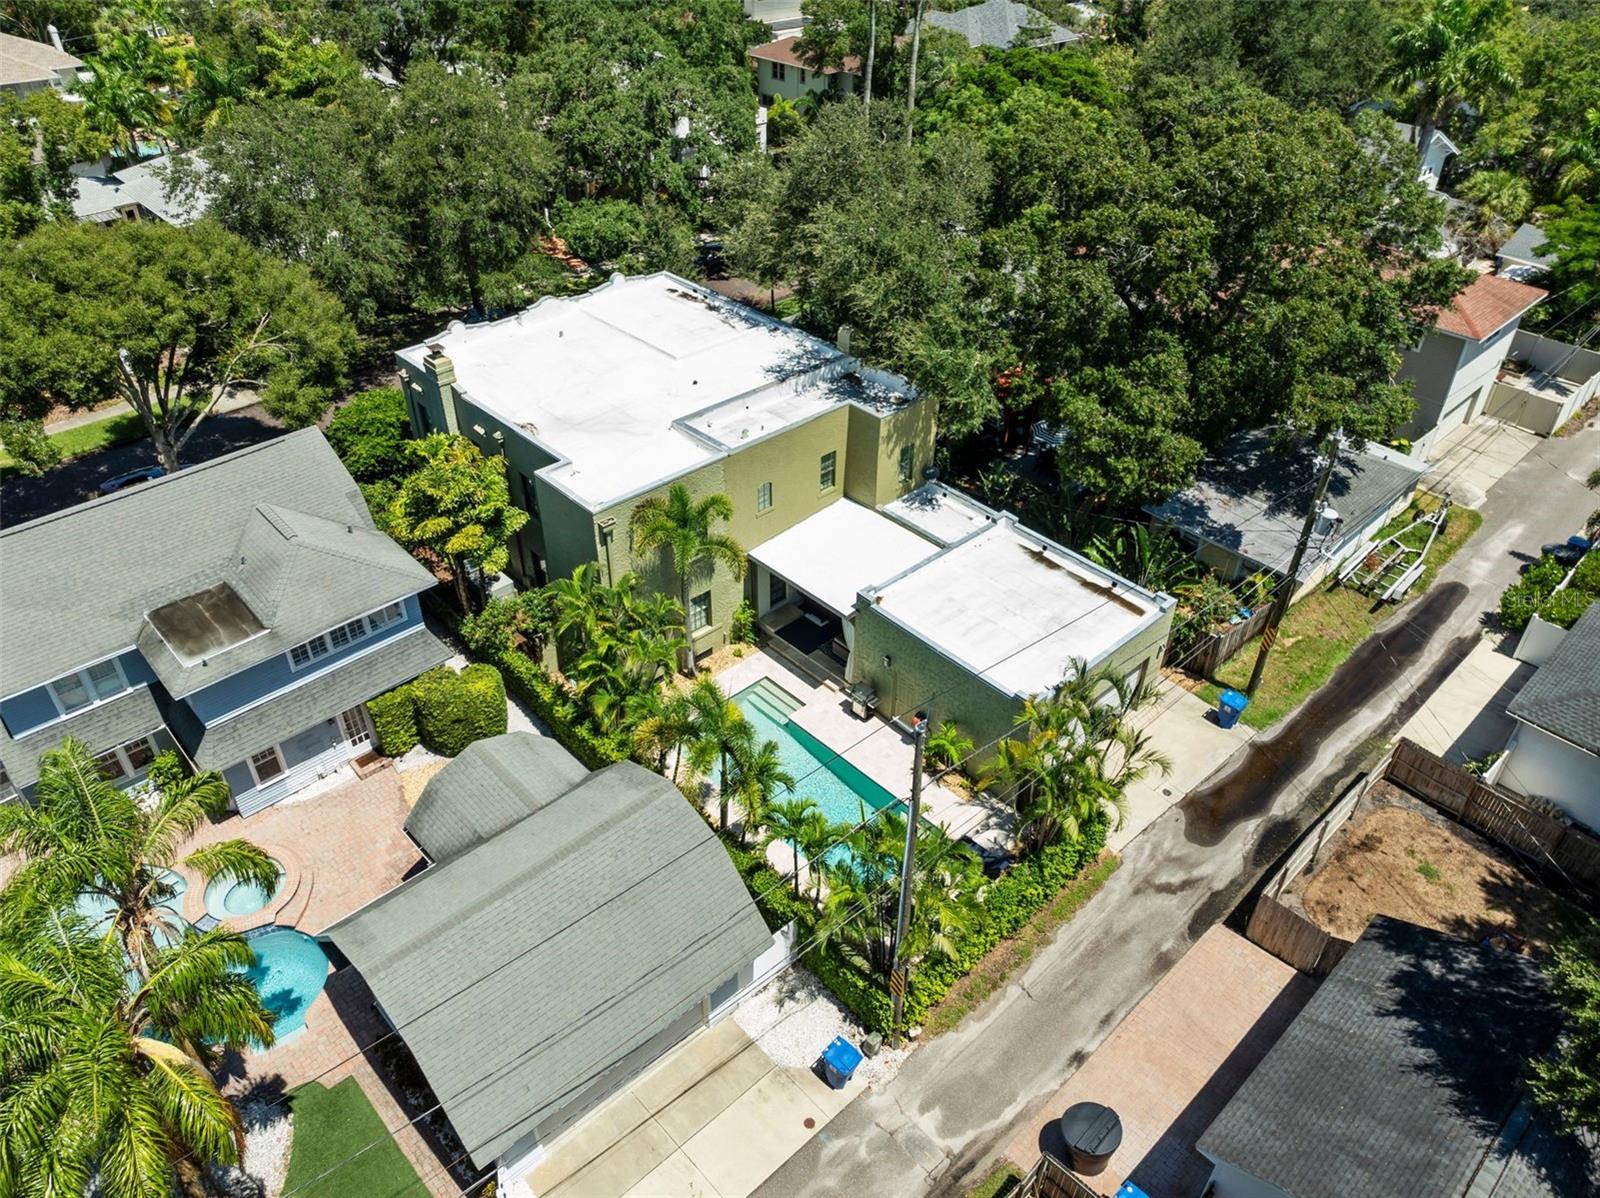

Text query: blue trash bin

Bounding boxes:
[1116,1183,1152,1198]
[818,1036,863,1090]
[1216,688,1249,730]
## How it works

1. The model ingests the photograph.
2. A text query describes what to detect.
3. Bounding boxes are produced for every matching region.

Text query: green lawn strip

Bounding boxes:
[1201,498,1482,730]
[923,853,1120,1039]
[284,1078,427,1198]
[965,1161,1026,1198]
[0,409,146,473]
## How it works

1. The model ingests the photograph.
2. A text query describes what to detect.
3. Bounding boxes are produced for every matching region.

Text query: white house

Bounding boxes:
[747,35,861,106]
[1395,120,1459,190]
[0,30,84,98]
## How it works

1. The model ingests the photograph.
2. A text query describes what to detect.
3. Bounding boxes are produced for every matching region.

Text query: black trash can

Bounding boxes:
[1059,1101,1123,1176]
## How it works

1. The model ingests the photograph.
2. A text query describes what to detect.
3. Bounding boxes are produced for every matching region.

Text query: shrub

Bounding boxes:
[1499,579,1543,632]
[732,600,757,645]
[1538,587,1596,630]
[369,685,420,756]
[1572,551,1600,595]
[325,387,412,483]
[494,649,629,769]
[555,199,648,265]
[411,664,507,756]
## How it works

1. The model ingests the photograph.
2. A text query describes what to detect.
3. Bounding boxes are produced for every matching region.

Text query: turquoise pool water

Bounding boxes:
[239,927,330,1039]
[204,859,284,919]
[729,679,902,864]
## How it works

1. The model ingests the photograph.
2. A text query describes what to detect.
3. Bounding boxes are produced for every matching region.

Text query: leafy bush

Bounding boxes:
[410,664,507,756]
[1499,579,1544,632]
[556,199,648,265]
[1538,587,1596,630]
[369,686,420,756]
[1572,551,1600,594]
[325,387,412,483]
[731,600,757,645]
[461,590,556,661]
[494,646,629,769]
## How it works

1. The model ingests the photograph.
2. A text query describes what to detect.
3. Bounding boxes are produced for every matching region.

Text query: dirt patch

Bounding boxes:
[1300,802,1570,951]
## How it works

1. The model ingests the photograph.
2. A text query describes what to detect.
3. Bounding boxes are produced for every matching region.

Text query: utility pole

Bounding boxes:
[1246,434,1338,697]
[864,0,876,112]
[890,710,929,1047]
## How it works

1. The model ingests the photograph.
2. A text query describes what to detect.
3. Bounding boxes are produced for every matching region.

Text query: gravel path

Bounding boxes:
[734,967,911,1091]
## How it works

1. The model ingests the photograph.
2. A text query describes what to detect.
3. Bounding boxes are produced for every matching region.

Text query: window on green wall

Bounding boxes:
[819,451,837,491]
[757,481,773,512]
[689,590,712,632]
[898,444,914,483]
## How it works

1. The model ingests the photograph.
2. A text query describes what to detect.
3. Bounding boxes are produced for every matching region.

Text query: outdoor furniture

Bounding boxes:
[818,1036,863,1089]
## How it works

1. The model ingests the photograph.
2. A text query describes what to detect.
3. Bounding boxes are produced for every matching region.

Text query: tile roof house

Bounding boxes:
[0,429,448,812]
[0,31,84,96]
[1492,602,1600,828]
[1145,430,1427,596]
[1395,273,1548,458]
[927,0,1080,50]
[1198,917,1599,1198]
[323,733,773,1175]
[747,35,862,106]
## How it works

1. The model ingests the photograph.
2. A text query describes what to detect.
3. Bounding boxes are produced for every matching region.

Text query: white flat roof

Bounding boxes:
[866,520,1170,698]
[398,273,917,510]
[750,500,938,617]
[883,482,999,546]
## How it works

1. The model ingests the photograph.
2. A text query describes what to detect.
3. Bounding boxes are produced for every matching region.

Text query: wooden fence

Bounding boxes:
[1170,604,1272,678]
[1018,1153,1101,1198]
[1386,738,1600,892]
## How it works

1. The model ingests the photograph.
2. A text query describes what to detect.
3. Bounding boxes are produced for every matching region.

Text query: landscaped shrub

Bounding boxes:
[411,664,507,756]
[368,685,420,757]
[494,649,629,769]
[1572,551,1600,594]
[732,600,757,645]
[1499,554,1571,631]
[326,387,413,483]
[1538,587,1596,630]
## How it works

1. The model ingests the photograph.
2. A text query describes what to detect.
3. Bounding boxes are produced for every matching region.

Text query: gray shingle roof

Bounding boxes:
[0,686,166,789]
[0,429,435,699]
[70,155,208,226]
[1498,222,1555,272]
[1506,601,1600,755]
[0,32,81,87]
[926,0,1079,48]
[1144,430,1426,578]
[189,626,448,768]
[1198,918,1596,1198]
[325,736,772,1168]
[406,734,590,863]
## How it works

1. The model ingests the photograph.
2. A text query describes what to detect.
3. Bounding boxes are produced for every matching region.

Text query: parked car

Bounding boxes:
[96,465,166,496]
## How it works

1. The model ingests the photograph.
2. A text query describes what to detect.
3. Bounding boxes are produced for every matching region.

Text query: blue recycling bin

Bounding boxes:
[1116,1183,1152,1198]
[818,1036,863,1089]
[1216,688,1249,730]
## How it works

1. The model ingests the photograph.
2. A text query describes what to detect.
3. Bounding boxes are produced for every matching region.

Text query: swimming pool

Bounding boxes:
[729,679,902,863]
[239,927,330,1039]
[75,868,187,947]
[203,859,285,920]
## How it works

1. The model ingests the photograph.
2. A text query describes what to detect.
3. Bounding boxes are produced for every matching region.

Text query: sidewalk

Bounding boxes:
[1395,630,1533,766]
[40,386,262,434]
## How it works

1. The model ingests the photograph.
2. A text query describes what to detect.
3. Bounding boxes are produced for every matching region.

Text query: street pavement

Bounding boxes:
[753,417,1600,1198]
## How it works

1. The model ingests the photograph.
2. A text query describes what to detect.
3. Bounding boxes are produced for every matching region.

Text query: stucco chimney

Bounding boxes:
[423,345,461,434]
[47,23,64,51]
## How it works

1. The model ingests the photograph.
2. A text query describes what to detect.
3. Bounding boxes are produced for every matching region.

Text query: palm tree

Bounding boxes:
[0,910,275,1198]
[924,720,974,775]
[1385,0,1517,171]
[1456,169,1533,253]
[1545,107,1600,200]
[981,661,1170,856]
[0,738,278,980]
[763,797,825,899]
[631,689,699,780]
[726,737,796,847]
[816,809,985,976]
[76,55,168,160]
[687,676,749,833]
[629,483,745,675]
[173,53,251,140]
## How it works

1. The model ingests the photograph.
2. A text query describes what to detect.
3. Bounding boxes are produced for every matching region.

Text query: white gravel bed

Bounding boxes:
[212,1096,292,1198]
[392,744,444,772]
[733,966,911,1090]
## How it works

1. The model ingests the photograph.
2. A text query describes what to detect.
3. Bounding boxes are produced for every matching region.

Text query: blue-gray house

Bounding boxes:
[0,429,449,815]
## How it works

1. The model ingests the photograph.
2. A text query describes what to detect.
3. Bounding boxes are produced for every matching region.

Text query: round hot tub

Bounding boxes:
[203,860,285,920]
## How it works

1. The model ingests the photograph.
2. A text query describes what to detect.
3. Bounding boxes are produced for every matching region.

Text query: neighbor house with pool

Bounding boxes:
[0,428,450,814]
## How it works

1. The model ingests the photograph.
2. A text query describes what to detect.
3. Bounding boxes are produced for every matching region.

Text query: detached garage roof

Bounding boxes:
[324,734,771,1168]
[749,499,939,618]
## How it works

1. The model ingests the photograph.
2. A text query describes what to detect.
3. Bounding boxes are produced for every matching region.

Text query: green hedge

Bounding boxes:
[326,387,413,483]
[493,648,629,769]
[1538,586,1596,630]
[411,663,507,756]
[368,686,419,756]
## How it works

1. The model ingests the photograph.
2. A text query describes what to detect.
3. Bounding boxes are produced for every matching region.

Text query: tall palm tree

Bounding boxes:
[981,661,1170,857]
[631,689,699,780]
[763,796,834,900]
[725,737,796,847]
[0,738,277,979]
[1545,107,1600,200]
[629,483,745,675]
[173,53,251,140]
[1385,0,1517,170]
[76,55,167,160]
[0,911,275,1198]
[687,676,749,833]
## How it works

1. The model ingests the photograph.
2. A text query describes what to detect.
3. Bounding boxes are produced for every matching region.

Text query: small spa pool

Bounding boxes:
[239,927,330,1039]
[204,860,285,920]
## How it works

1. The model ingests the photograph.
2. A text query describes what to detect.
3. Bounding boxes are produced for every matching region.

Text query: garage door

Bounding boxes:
[533,1001,705,1147]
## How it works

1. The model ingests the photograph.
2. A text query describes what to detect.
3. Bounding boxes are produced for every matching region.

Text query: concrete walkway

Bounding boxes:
[1423,418,1541,509]
[1395,630,1533,765]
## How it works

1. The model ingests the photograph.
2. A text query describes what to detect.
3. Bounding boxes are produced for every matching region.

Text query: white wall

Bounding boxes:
[1497,723,1600,829]
[1201,1158,1295,1198]
[1514,614,1568,666]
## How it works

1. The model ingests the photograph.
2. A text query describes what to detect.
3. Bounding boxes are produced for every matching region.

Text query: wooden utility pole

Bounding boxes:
[1246,435,1338,697]
[890,710,929,1046]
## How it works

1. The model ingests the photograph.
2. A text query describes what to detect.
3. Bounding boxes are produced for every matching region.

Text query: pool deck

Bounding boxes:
[712,651,1015,871]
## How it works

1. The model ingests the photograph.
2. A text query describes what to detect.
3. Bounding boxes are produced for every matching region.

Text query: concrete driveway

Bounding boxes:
[1423,418,1542,508]
[1396,630,1534,765]
[516,1019,857,1198]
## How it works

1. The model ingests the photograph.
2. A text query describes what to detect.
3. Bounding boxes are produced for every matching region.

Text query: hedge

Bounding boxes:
[325,387,413,483]
[1538,586,1596,630]
[493,649,629,769]
[368,686,419,756]
[411,664,507,756]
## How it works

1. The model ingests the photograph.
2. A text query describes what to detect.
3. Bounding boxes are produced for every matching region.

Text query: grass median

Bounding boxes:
[0,410,146,474]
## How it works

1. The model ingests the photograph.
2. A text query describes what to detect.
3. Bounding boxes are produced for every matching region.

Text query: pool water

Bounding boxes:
[239,927,330,1039]
[74,868,187,947]
[204,860,285,919]
[729,679,902,865]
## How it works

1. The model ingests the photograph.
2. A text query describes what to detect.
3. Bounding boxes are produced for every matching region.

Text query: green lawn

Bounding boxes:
[1198,495,1483,730]
[965,1161,1025,1198]
[0,409,146,473]
[285,1078,427,1198]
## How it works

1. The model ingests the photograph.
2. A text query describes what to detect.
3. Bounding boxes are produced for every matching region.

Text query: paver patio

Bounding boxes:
[1004,926,1316,1196]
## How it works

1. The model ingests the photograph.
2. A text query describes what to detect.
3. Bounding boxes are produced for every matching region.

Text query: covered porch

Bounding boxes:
[747,500,937,687]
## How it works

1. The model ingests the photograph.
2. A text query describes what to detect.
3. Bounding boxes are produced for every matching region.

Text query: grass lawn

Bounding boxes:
[1198,494,1483,729]
[924,854,1120,1038]
[965,1161,1025,1198]
[285,1078,427,1198]
[0,409,146,474]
